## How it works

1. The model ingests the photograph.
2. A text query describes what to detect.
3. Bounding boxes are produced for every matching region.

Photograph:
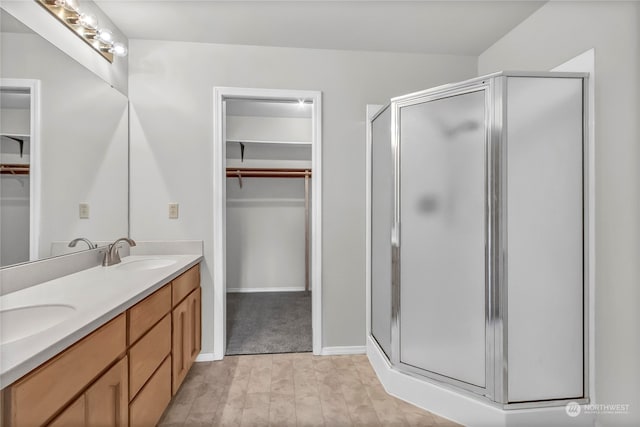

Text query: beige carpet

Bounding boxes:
[226,291,312,355]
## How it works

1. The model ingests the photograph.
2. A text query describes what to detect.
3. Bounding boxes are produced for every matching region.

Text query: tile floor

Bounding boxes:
[159,353,460,427]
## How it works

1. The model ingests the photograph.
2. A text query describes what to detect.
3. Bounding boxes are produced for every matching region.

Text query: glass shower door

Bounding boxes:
[398,89,487,388]
[370,106,393,358]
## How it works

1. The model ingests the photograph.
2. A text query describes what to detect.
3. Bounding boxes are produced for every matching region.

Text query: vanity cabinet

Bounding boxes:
[171,264,201,394]
[1,263,201,427]
[127,264,200,425]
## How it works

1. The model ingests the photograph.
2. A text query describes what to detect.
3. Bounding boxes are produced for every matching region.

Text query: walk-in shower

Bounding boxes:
[369,72,588,408]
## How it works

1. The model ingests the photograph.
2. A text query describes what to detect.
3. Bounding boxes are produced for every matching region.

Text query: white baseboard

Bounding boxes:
[366,336,594,427]
[321,345,366,356]
[195,353,216,362]
[227,287,307,293]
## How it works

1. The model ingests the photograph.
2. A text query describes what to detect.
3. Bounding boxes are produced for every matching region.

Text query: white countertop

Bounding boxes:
[0,254,202,388]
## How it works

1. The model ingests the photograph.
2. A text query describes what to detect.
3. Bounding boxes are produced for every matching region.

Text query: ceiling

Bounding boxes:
[95,1,545,55]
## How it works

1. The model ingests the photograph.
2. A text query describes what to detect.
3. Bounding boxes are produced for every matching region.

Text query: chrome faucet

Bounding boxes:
[102,237,136,267]
[68,237,97,250]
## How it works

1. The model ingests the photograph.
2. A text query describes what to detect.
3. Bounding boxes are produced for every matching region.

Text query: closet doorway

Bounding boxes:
[213,88,322,359]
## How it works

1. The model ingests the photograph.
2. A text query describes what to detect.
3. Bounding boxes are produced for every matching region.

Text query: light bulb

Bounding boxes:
[78,13,98,30]
[60,0,79,12]
[109,42,128,57]
[96,28,114,44]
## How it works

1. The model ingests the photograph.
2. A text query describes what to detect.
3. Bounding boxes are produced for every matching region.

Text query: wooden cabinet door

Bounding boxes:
[85,357,129,427]
[4,315,126,427]
[47,357,128,427]
[171,293,190,394]
[171,288,201,394]
[189,288,202,363]
[48,397,85,427]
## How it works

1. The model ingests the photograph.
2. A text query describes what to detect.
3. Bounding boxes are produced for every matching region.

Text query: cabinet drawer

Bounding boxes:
[6,314,126,427]
[129,356,172,427]
[128,284,171,345]
[129,314,171,400]
[172,264,200,307]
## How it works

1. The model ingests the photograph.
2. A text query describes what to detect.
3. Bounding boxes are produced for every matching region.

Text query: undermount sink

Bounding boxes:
[0,304,76,345]
[116,259,177,271]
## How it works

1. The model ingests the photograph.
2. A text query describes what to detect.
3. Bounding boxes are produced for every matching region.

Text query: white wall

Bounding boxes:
[479,2,639,425]
[128,38,477,353]
[226,178,308,292]
[1,32,129,260]
[0,108,29,136]
[0,0,128,94]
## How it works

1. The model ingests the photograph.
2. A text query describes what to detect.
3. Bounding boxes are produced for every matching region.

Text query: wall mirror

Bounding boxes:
[0,8,128,268]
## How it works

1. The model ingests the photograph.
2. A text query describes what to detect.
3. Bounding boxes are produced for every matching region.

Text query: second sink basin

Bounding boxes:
[0,304,76,345]
[116,259,177,271]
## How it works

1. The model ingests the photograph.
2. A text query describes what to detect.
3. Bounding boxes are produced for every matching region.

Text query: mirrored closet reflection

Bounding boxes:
[0,87,32,267]
[225,98,312,356]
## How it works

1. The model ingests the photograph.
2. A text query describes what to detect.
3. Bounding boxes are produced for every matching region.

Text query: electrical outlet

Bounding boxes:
[169,203,179,219]
[79,202,90,219]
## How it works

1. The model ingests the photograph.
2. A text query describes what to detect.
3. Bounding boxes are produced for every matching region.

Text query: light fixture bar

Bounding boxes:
[36,0,123,63]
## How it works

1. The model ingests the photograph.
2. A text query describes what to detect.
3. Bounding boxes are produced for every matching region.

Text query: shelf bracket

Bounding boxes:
[2,136,24,158]
[239,142,245,162]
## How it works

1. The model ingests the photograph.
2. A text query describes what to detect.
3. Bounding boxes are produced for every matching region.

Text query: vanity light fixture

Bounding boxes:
[36,0,127,63]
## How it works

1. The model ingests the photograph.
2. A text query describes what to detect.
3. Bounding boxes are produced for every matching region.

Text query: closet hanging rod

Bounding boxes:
[225,168,311,178]
[0,164,30,175]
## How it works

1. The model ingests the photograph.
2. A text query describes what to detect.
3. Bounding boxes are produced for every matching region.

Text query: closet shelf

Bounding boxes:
[226,138,311,146]
[1,133,30,139]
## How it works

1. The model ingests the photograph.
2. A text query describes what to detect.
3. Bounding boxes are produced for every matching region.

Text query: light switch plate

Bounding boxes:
[79,202,90,219]
[169,202,179,219]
